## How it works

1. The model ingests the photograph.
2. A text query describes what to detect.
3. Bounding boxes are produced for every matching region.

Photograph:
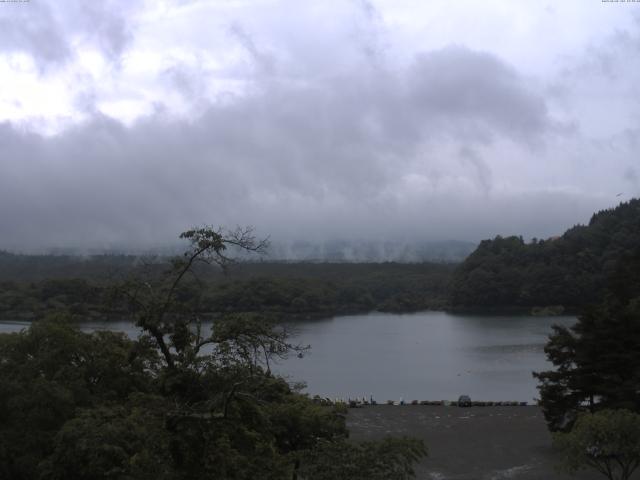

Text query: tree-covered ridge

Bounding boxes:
[0,251,143,282]
[0,262,454,321]
[450,198,640,310]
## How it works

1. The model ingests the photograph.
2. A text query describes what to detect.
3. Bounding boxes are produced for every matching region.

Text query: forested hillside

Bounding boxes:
[450,199,640,310]
[0,258,454,321]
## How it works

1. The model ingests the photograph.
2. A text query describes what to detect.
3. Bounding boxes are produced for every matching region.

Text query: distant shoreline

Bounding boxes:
[0,303,580,325]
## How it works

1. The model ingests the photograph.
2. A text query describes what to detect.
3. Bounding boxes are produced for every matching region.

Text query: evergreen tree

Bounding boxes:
[534,247,640,431]
[451,199,640,310]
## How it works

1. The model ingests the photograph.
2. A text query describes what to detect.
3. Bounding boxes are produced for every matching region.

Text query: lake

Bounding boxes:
[0,311,575,403]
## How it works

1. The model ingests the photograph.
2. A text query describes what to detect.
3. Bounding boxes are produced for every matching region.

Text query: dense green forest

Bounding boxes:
[2,199,639,320]
[450,199,640,311]
[0,258,454,321]
[0,228,427,479]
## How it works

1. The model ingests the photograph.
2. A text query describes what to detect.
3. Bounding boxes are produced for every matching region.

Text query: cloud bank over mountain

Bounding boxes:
[0,0,638,251]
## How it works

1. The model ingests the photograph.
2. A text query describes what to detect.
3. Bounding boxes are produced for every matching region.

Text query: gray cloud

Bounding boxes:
[625,167,638,187]
[0,2,634,252]
[0,0,138,69]
[0,2,71,66]
[72,1,135,61]
[0,43,596,252]
[408,47,551,146]
[458,147,492,194]
[350,0,387,64]
[228,22,276,75]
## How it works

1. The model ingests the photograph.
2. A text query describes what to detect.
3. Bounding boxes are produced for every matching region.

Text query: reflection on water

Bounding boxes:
[0,311,575,402]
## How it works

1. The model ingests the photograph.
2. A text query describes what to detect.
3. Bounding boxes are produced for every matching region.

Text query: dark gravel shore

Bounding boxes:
[347,405,606,480]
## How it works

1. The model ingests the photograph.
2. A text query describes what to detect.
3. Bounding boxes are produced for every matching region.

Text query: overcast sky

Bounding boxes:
[1,0,639,251]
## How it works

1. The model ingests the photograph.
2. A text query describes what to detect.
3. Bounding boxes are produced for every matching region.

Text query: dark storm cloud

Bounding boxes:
[0,43,574,251]
[0,0,138,68]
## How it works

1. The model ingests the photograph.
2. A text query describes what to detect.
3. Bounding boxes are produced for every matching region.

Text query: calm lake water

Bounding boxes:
[0,311,575,403]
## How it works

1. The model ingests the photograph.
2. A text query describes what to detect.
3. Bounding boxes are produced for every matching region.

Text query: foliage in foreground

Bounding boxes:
[0,315,428,479]
[297,437,427,480]
[0,226,427,479]
[554,409,640,480]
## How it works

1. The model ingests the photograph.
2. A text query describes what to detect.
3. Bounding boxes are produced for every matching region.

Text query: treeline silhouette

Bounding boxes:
[0,259,454,320]
[2,198,639,319]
